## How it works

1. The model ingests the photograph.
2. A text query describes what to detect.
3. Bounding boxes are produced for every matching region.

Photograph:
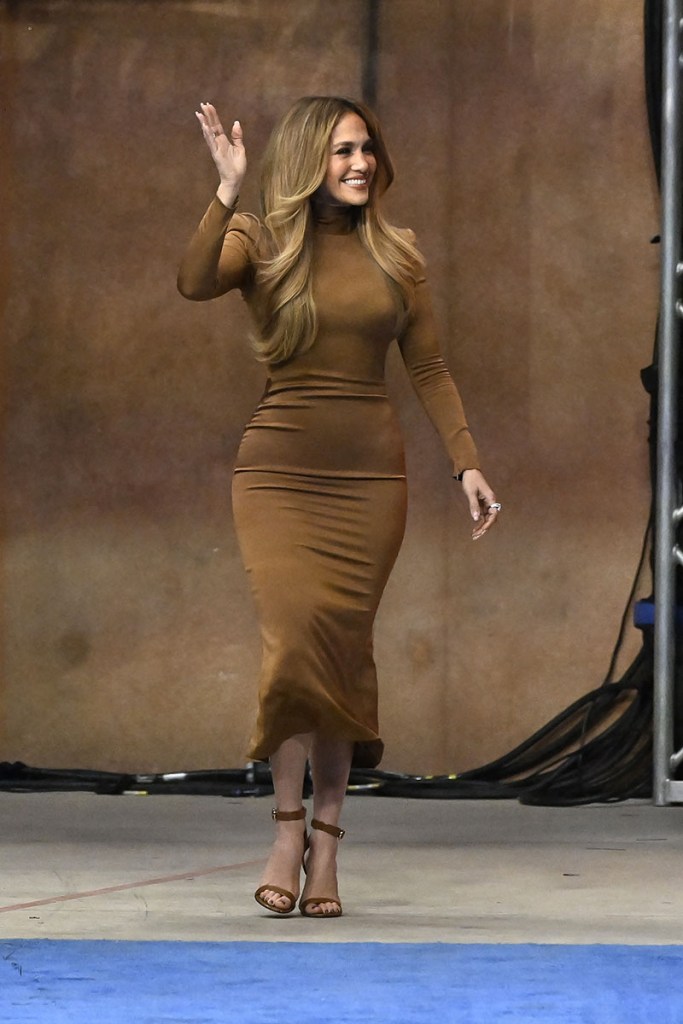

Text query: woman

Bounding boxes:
[178,96,500,918]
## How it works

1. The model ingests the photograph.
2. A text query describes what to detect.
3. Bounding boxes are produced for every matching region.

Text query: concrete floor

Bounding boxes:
[1,794,682,945]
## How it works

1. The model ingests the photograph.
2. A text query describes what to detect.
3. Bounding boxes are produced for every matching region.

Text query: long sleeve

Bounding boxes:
[177,196,260,300]
[398,265,480,477]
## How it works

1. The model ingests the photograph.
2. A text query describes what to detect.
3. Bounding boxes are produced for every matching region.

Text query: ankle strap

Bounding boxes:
[271,807,306,822]
[311,818,345,839]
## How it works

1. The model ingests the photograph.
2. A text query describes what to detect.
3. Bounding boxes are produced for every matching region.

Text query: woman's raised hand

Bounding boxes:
[195,102,246,206]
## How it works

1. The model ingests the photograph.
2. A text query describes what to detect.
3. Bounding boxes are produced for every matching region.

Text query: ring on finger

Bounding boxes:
[487,502,502,513]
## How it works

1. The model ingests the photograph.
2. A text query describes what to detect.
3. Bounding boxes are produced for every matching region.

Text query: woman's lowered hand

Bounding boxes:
[460,469,501,540]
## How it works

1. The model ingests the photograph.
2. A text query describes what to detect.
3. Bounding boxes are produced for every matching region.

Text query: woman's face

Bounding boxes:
[317,111,377,206]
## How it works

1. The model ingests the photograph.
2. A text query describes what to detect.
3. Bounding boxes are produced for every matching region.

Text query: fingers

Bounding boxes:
[196,101,221,132]
[195,102,243,149]
[472,503,499,540]
[231,118,244,147]
[195,102,225,144]
[467,493,482,522]
[460,471,501,541]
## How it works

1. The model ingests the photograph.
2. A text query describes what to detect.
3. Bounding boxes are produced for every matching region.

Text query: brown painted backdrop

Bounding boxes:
[1,0,657,773]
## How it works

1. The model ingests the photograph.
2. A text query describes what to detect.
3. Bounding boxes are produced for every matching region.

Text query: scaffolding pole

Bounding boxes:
[654,0,683,805]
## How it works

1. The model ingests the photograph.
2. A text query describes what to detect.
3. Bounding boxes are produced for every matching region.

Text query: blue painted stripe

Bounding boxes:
[1,940,682,1023]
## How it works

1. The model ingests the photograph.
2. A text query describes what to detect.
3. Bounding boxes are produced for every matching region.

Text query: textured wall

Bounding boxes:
[1,0,656,774]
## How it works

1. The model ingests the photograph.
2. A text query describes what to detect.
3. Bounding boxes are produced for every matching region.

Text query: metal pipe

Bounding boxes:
[653,0,683,806]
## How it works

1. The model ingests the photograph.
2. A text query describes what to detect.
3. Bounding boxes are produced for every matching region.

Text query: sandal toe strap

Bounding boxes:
[299,896,342,916]
[255,885,296,908]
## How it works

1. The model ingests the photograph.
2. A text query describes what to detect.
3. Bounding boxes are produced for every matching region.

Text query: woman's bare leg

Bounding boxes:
[257,732,311,911]
[301,734,353,915]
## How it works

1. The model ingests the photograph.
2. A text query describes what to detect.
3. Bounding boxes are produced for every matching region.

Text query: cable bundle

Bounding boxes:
[459,647,653,805]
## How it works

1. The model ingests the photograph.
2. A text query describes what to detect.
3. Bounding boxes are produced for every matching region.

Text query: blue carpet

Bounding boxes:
[1,940,682,1023]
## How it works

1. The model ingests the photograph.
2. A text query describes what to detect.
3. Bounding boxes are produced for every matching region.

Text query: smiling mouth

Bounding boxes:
[342,178,369,187]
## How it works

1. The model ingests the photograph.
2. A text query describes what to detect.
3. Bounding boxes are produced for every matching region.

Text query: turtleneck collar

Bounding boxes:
[310,201,360,235]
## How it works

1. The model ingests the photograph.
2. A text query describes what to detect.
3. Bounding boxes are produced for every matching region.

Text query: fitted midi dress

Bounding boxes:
[178,197,480,768]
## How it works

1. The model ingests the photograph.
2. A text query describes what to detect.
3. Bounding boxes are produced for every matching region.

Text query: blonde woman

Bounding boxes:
[178,96,500,918]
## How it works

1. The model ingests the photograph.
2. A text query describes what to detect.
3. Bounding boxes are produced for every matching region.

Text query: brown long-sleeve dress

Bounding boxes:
[178,197,480,767]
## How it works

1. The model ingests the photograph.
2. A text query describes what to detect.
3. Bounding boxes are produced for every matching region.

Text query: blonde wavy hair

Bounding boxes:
[253,96,423,365]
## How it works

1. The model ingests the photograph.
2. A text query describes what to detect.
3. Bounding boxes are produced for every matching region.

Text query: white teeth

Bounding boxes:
[343,178,367,186]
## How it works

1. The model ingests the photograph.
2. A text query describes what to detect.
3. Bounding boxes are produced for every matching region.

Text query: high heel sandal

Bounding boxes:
[254,807,308,915]
[299,818,345,918]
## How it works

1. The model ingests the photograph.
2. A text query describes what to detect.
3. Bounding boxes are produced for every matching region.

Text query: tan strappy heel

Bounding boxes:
[299,818,345,918]
[254,807,308,915]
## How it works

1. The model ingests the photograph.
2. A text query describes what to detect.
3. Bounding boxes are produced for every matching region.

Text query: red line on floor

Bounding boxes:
[0,858,262,913]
